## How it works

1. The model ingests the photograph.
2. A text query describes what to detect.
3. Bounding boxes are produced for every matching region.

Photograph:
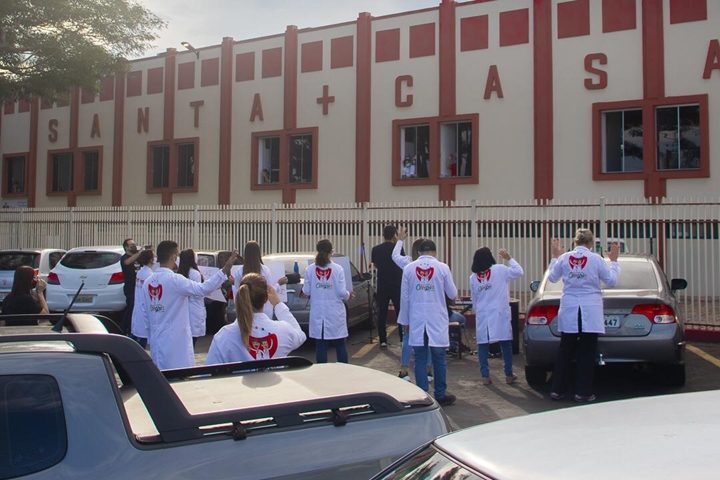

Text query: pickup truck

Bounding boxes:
[0,326,451,479]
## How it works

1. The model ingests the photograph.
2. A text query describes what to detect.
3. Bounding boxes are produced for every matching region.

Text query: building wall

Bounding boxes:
[1,0,718,207]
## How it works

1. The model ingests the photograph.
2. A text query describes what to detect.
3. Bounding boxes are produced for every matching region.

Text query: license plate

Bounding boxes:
[604,314,621,328]
[74,295,94,304]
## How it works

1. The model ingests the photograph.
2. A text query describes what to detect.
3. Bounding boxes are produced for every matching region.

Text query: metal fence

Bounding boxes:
[1,198,718,328]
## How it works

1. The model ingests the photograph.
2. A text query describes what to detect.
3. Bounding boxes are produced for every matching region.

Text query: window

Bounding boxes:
[51,152,73,192]
[602,109,643,173]
[440,122,473,177]
[656,105,701,171]
[83,151,100,192]
[258,137,280,184]
[4,156,26,195]
[147,139,199,194]
[0,375,68,478]
[48,252,63,269]
[60,252,121,269]
[289,134,313,184]
[400,125,430,178]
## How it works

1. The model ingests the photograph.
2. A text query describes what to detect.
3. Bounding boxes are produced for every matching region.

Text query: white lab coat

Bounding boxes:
[204,303,307,365]
[548,246,621,334]
[143,267,228,370]
[392,240,411,269]
[470,259,524,344]
[187,268,207,338]
[398,255,458,348]
[131,265,154,340]
[302,261,351,340]
[231,264,276,318]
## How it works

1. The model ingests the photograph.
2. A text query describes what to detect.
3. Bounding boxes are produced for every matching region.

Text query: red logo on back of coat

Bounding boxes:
[477,270,491,283]
[416,266,435,281]
[249,333,278,359]
[148,283,163,301]
[315,267,331,281]
[568,256,588,270]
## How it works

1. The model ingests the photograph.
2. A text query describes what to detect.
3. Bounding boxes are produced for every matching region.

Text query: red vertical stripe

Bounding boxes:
[642,0,664,99]
[284,26,298,131]
[28,98,39,207]
[533,0,553,200]
[219,37,233,205]
[355,12,372,203]
[112,73,125,206]
[69,88,79,149]
[164,48,177,141]
[439,0,456,117]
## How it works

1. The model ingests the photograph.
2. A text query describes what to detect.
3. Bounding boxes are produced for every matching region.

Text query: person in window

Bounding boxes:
[469,247,523,386]
[12,181,22,193]
[206,273,306,364]
[262,168,272,184]
[302,239,355,363]
[1,266,49,315]
[548,229,620,403]
[232,241,287,319]
[401,156,416,178]
[177,249,206,348]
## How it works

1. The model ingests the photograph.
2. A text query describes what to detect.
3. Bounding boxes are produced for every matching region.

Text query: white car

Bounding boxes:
[45,246,127,313]
[0,248,66,305]
[373,390,720,479]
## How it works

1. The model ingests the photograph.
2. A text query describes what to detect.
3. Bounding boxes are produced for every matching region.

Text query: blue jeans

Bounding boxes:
[448,312,466,351]
[477,340,513,378]
[316,338,349,364]
[413,336,448,400]
[400,326,431,369]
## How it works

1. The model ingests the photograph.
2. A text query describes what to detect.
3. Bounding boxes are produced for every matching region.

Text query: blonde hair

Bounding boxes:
[234,273,268,347]
[574,228,595,248]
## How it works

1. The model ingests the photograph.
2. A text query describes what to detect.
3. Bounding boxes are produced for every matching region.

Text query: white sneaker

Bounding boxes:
[428,374,434,383]
[398,371,411,382]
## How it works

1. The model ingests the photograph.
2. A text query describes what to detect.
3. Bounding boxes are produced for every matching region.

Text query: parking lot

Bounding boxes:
[194,323,720,431]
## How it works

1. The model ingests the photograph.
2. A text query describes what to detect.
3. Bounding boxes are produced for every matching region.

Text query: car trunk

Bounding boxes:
[57,252,122,290]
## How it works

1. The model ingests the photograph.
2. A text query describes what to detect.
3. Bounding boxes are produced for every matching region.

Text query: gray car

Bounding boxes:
[523,254,687,387]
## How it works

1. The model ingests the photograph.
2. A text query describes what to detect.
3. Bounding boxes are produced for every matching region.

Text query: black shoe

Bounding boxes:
[574,394,596,403]
[437,393,456,406]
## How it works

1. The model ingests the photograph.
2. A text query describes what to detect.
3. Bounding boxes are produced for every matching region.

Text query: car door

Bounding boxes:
[348,261,370,325]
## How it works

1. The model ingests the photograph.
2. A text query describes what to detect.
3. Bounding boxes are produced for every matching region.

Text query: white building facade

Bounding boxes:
[1,0,718,208]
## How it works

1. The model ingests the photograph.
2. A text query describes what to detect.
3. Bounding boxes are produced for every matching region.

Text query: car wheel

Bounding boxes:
[364,296,378,330]
[524,365,548,386]
[661,364,686,387]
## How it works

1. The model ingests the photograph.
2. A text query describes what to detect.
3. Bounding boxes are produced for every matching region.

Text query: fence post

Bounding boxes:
[362,202,370,273]
[127,206,132,238]
[69,207,75,249]
[599,197,606,252]
[271,203,278,254]
[18,208,25,248]
[192,204,200,248]
[470,199,477,244]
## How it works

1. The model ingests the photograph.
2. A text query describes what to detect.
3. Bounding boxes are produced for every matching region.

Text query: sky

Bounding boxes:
[136,0,441,58]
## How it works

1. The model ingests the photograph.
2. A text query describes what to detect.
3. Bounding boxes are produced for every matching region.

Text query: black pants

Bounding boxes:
[551,308,598,397]
[121,293,134,335]
[376,285,401,343]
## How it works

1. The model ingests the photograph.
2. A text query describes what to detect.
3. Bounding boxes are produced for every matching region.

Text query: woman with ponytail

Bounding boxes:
[302,239,355,363]
[178,249,206,346]
[205,273,306,364]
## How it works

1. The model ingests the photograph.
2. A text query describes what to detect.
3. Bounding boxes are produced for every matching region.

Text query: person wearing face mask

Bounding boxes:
[120,238,144,336]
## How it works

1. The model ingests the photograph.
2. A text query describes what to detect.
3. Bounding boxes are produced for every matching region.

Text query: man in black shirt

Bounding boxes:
[371,225,404,347]
[120,238,143,336]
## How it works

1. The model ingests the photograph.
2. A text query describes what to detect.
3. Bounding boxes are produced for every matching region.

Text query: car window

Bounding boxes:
[197,254,215,268]
[48,252,64,269]
[60,252,121,270]
[0,253,40,270]
[0,375,68,478]
[543,260,659,291]
[349,261,361,281]
[377,444,485,480]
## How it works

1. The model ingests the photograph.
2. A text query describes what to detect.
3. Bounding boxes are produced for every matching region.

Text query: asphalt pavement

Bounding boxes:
[194,324,720,431]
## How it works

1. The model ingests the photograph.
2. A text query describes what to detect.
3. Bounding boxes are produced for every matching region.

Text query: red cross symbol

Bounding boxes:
[316,85,335,115]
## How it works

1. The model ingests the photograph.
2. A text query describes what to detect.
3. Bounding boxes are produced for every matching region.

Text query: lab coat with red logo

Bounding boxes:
[204,302,307,365]
[302,261,351,340]
[398,255,458,348]
[131,265,154,340]
[143,267,228,370]
[548,246,621,334]
[469,259,524,344]
[188,267,207,338]
[231,264,277,318]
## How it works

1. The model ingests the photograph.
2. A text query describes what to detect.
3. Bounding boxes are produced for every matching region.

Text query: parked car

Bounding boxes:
[45,246,127,314]
[524,254,688,387]
[0,312,119,334]
[0,248,66,306]
[196,250,242,334]
[262,252,377,331]
[0,332,451,479]
[372,389,720,479]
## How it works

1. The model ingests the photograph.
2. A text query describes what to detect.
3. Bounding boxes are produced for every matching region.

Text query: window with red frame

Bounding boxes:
[4,156,26,194]
[257,137,280,184]
[255,134,314,185]
[399,121,474,180]
[150,142,196,189]
[50,152,74,193]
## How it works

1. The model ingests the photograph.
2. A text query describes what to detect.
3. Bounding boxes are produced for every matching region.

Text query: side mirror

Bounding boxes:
[362,272,373,281]
[670,278,687,291]
[530,281,540,293]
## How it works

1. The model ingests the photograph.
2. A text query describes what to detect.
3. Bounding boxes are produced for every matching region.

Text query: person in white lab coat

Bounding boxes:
[143,240,237,370]
[469,247,524,386]
[130,249,155,347]
[398,239,458,406]
[177,249,206,347]
[302,239,355,363]
[548,229,620,403]
[205,273,306,365]
[232,241,287,319]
